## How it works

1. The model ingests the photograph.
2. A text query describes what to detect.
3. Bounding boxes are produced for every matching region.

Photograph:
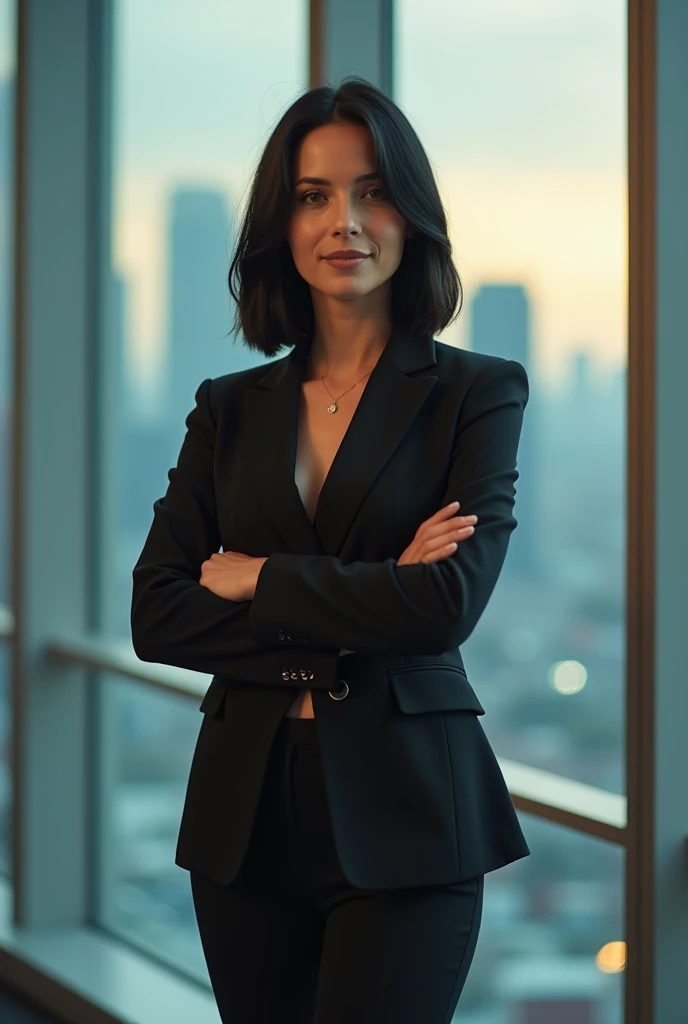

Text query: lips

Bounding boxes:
[323,250,370,260]
[323,254,370,269]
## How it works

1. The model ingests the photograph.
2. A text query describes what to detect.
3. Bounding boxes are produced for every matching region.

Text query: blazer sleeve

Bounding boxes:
[130,378,340,689]
[248,358,529,654]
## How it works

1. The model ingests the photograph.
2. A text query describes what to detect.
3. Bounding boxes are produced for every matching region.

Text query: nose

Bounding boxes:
[329,192,362,237]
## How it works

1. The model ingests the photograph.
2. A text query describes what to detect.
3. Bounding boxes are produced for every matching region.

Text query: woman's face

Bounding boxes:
[287,121,411,307]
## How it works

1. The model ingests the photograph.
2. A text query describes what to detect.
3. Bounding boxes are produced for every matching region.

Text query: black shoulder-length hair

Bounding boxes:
[228,75,463,358]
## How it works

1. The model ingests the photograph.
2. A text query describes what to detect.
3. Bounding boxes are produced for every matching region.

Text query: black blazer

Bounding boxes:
[131,328,531,889]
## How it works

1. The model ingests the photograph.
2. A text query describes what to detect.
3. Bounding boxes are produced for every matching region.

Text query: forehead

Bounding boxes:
[294,122,376,176]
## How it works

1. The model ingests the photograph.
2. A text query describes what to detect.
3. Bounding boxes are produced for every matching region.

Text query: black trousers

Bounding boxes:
[190,714,484,1024]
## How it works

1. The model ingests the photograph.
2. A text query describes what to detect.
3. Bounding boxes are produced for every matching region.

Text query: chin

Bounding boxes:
[324,284,374,301]
[311,273,369,294]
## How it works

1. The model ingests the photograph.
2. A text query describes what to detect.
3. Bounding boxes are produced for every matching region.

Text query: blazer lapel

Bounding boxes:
[243,348,320,556]
[243,328,439,557]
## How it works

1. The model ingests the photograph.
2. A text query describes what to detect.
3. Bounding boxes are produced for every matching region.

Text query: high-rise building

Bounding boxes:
[166,188,239,435]
[470,283,538,578]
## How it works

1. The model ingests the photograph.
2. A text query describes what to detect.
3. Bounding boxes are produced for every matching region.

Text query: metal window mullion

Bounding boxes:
[318,0,392,92]
[11,0,94,928]
[626,0,657,1020]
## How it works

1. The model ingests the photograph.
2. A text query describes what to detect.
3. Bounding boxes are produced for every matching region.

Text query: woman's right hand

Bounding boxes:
[396,501,478,566]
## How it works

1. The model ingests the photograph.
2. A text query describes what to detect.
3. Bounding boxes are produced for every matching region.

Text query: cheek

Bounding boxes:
[375,216,407,261]
[287,223,316,280]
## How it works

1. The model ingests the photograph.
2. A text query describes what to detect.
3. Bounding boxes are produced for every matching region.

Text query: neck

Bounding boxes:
[306,298,392,383]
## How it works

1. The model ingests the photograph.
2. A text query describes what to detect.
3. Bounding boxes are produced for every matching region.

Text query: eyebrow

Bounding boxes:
[294,171,381,187]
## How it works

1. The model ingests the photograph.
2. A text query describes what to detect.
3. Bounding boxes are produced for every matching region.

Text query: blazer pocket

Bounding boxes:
[388,665,485,715]
[198,676,229,718]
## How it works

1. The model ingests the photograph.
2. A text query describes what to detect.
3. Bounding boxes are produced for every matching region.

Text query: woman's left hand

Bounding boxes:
[199,551,269,602]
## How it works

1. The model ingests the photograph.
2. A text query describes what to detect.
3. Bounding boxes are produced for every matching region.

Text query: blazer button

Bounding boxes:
[290,670,299,680]
[281,669,291,680]
[328,680,349,700]
[277,630,286,640]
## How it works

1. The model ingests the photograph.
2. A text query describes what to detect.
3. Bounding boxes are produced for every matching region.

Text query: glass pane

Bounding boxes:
[394,1,627,793]
[0,0,16,880]
[96,675,207,977]
[460,815,624,1023]
[99,0,308,952]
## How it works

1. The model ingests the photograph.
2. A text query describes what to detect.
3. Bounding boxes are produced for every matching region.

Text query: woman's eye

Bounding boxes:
[299,187,386,205]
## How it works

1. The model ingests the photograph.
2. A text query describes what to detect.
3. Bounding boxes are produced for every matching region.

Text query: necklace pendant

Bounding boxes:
[327,401,338,414]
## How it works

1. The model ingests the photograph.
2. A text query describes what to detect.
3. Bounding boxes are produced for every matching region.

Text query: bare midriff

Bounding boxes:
[285,688,315,718]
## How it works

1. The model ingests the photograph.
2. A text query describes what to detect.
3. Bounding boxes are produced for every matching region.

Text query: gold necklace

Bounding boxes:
[320,369,373,413]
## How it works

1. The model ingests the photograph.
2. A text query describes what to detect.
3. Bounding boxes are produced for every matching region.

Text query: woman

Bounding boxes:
[131,76,530,1023]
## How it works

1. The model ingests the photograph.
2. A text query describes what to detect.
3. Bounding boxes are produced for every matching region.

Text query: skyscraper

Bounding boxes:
[470,283,538,578]
[166,188,240,437]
